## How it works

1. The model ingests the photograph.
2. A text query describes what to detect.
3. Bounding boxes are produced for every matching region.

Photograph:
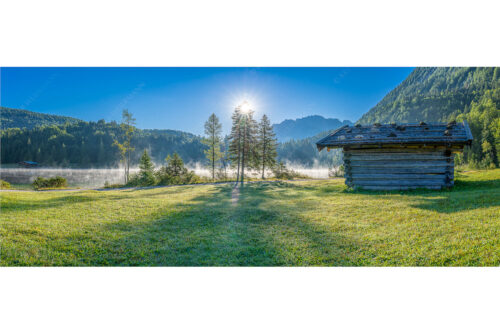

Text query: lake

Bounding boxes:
[0,166,333,187]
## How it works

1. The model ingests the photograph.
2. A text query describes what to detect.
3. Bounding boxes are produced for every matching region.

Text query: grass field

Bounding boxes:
[1,169,499,266]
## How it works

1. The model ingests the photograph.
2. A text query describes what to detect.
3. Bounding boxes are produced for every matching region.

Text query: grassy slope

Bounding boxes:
[1,170,499,266]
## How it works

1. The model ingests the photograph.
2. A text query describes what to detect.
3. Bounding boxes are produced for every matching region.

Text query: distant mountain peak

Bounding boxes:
[272,115,353,142]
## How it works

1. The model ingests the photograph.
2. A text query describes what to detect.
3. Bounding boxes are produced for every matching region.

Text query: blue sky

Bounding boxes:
[1,67,413,135]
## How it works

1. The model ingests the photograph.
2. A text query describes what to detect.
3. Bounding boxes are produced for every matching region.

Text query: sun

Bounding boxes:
[240,100,251,114]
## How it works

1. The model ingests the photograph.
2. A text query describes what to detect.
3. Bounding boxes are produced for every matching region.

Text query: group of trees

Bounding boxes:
[128,150,199,187]
[456,89,499,168]
[111,104,279,186]
[203,102,278,184]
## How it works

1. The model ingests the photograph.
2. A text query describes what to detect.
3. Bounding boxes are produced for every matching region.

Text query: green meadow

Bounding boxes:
[1,169,499,266]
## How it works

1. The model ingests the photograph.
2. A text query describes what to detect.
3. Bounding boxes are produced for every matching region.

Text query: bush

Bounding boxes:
[103,181,124,189]
[0,179,11,189]
[124,152,201,187]
[155,153,200,185]
[272,162,308,180]
[32,176,67,190]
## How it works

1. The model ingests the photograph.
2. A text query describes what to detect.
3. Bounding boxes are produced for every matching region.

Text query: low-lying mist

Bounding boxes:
[0,163,337,188]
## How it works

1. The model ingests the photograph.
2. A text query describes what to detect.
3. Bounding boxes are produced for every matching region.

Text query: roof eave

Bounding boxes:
[315,125,349,151]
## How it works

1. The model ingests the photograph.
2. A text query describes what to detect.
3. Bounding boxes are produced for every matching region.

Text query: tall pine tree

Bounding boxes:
[256,114,278,179]
[228,107,243,182]
[138,149,155,186]
[203,113,223,181]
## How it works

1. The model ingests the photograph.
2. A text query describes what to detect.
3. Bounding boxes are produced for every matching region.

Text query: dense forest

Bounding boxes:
[358,67,500,168]
[1,120,206,167]
[277,130,342,167]
[0,107,81,130]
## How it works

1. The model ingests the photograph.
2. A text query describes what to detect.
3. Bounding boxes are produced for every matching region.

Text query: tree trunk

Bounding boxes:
[262,148,265,179]
[241,121,246,185]
[236,126,241,183]
[212,132,215,181]
[127,149,130,183]
[261,129,266,179]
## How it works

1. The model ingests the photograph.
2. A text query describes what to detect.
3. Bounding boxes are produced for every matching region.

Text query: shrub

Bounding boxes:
[32,176,67,190]
[155,153,200,185]
[0,179,11,189]
[103,181,124,189]
[272,162,308,180]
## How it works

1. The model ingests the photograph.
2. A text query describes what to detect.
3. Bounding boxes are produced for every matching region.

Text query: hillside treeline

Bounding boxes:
[1,120,206,167]
[0,107,80,130]
[359,67,500,168]
[277,130,342,167]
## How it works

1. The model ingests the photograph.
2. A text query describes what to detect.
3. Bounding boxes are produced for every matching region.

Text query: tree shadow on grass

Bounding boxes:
[330,176,500,214]
[409,188,500,213]
[234,185,365,266]
[42,182,363,266]
[0,185,203,214]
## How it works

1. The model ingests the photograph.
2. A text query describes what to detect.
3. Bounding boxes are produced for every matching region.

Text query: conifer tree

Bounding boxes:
[165,153,185,177]
[228,107,243,181]
[256,114,278,179]
[138,149,155,186]
[203,113,223,181]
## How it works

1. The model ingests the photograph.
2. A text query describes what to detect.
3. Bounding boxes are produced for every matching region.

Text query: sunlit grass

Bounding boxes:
[1,169,499,266]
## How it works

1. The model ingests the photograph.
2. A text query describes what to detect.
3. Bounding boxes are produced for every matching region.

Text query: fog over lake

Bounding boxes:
[1,166,332,187]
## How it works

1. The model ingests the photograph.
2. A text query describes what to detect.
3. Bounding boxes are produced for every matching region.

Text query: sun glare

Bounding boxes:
[240,101,251,114]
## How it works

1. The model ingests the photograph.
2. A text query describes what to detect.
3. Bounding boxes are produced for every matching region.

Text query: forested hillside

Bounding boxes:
[273,115,352,141]
[277,130,342,167]
[358,67,500,168]
[1,108,346,168]
[0,107,81,130]
[1,120,206,167]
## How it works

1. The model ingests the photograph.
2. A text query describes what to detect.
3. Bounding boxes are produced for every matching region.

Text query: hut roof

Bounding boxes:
[316,121,473,151]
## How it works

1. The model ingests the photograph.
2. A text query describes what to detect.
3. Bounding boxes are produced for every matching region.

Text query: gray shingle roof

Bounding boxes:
[316,121,473,151]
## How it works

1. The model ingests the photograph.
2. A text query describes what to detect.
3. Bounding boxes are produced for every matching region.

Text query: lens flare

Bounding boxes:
[240,100,251,114]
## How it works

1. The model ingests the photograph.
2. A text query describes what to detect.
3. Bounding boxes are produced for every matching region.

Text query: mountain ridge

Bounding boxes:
[273,115,353,142]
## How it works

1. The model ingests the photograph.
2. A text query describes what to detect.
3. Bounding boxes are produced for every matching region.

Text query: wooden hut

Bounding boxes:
[316,121,473,190]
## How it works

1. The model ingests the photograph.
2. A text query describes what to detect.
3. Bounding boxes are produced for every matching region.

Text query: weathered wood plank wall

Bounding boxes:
[343,146,455,190]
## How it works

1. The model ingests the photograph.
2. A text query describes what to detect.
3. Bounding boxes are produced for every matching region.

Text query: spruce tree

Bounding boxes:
[257,114,278,179]
[165,153,185,178]
[228,107,243,181]
[203,113,223,181]
[138,149,155,186]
